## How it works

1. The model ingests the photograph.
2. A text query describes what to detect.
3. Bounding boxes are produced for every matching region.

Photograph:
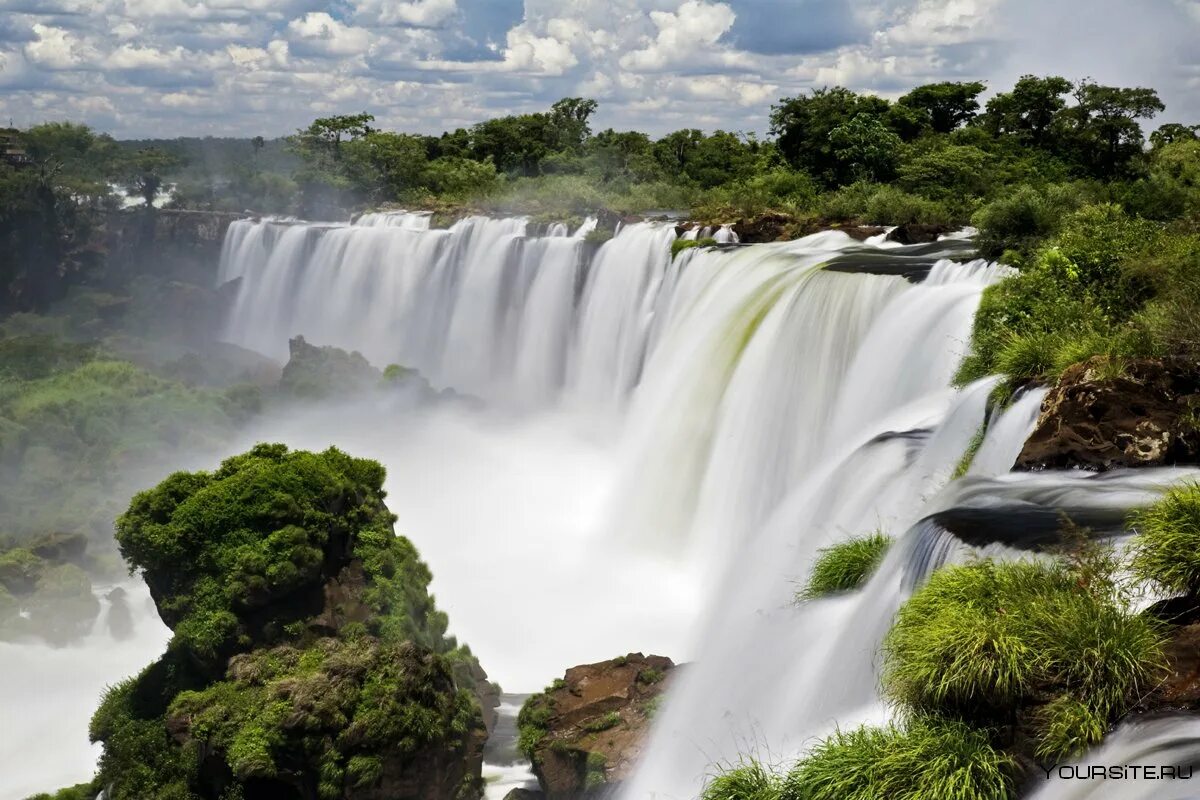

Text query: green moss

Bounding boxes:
[584,227,614,245]
[637,667,665,685]
[702,759,782,800]
[799,532,892,600]
[671,236,719,258]
[517,691,554,757]
[1129,481,1200,595]
[91,444,485,800]
[584,752,608,790]
[0,547,45,594]
[781,716,1016,800]
[583,711,621,733]
[882,557,1164,750]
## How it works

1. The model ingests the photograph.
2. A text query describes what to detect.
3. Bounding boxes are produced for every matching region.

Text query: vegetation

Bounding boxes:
[1130,481,1200,595]
[780,716,1015,800]
[798,532,892,599]
[89,444,486,800]
[0,532,103,643]
[702,759,783,800]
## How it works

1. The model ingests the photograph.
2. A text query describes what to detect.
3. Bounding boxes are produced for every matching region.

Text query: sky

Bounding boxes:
[0,0,1197,139]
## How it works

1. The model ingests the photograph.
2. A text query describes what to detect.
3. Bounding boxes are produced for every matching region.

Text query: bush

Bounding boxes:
[971,184,1082,259]
[799,532,891,600]
[1130,481,1200,595]
[703,759,783,800]
[781,716,1015,800]
[956,205,1167,384]
[882,558,1164,752]
[819,183,953,226]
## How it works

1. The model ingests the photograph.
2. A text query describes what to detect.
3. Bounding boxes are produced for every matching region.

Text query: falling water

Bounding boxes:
[9,211,1190,799]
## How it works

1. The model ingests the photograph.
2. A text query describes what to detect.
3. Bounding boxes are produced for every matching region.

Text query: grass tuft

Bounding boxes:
[799,532,892,601]
[1129,481,1200,595]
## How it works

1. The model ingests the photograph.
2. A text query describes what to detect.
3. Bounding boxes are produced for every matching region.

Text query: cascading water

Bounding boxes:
[9,212,1191,800]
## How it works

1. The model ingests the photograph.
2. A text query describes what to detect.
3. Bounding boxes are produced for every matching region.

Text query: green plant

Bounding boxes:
[1030,694,1108,761]
[799,532,892,600]
[781,716,1015,800]
[1130,481,1200,594]
[583,711,620,733]
[882,557,1164,751]
[702,759,783,800]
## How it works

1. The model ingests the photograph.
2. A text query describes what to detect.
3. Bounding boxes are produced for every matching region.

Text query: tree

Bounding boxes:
[770,87,891,185]
[548,97,598,151]
[1058,80,1165,176]
[1150,123,1200,150]
[122,147,183,206]
[295,113,375,162]
[343,131,429,200]
[898,81,987,134]
[828,114,903,183]
[251,135,265,160]
[980,75,1073,147]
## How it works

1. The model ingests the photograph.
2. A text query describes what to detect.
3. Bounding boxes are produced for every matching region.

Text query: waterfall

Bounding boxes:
[7,210,1173,798]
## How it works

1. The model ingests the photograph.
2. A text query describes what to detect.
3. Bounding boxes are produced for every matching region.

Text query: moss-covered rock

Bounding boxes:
[517,653,676,798]
[93,443,492,800]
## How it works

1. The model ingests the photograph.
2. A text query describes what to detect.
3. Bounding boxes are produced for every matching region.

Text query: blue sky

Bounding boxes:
[0,0,1197,138]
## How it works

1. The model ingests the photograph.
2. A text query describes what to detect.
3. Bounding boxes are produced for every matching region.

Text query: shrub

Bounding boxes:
[1129,481,1200,595]
[702,759,783,800]
[781,716,1015,800]
[799,532,892,600]
[583,711,621,733]
[971,184,1080,259]
[882,558,1164,752]
[1030,694,1108,761]
[672,236,718,258]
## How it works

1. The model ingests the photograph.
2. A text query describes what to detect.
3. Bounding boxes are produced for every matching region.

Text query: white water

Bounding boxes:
[7,211,1194,799]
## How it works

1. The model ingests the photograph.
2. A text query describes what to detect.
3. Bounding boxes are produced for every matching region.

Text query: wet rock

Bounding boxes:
[886,222,952,245]
[519,653,677,798]
[1016,357,1200,472]
[503,790,546,800]
[731,212,797,243]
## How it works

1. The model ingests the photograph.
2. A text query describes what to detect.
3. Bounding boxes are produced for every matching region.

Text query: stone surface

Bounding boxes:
[520,653,677,798]
[885,222,951,244]
[1016,357,1200,472]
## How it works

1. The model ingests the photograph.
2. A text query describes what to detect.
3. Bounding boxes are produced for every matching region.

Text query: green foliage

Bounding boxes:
[899,82,987,134]
[1030,695,1108,761]
[1129,481,1200,595]
[637,667,665,685]
[882,557,1164,752]
[672,237,719,258]
[971,183,1081,259]
[781,716,1015,800]
[799,532,892,599]
[702,759,783,800]
[23,782,98,800]
[583,711,621,733]
[517,690,554,757]
[956,204,1171,384]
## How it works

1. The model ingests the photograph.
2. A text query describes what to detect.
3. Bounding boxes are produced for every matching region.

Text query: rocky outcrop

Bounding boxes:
[518,654,677,798]
[885,222,952,244]
[93,444,495,800]
[1016,357,1200,471]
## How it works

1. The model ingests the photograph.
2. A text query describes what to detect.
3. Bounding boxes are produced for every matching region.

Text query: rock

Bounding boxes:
[519,654,678,798]
[1016,357,1200,472]
[279,335,382,400]
[93,444,491,800]
[885,223,951,245]
[732,212,797,243]
[503,790,546,800]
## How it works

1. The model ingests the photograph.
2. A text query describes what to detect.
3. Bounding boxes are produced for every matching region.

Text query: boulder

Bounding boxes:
[885,223,952,245]
[1016,357,1200,471]
[518,654,677,798]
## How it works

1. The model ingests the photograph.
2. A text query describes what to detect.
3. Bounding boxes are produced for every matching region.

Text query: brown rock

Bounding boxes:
[885,222,952,245]
[1016,357,1200,472]
[520,654,677,798]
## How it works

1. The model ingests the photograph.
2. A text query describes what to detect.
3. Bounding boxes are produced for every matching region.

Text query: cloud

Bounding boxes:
[0,0,1193,139]
[286,12,371,56]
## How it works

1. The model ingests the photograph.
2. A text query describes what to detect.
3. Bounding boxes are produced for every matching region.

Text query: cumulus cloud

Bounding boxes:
[0,0,1194,138]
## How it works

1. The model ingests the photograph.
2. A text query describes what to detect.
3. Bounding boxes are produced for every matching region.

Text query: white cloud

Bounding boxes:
[106,43,186,69]
[353,0,457,27]
[619,0,741,71]
[286,12,371,56]
[24,24,92,70]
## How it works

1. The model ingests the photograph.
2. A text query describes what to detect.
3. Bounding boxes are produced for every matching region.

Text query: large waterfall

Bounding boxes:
[6,212,1193,800]
[216,212,1200,798]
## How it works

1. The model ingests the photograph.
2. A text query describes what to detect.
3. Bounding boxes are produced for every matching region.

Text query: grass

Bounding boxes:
[583,712,621,733]
[1030,695,1108,761]
[882,557,1165,754]
[702,759,784,800]
[672,236,718,258]
[780,716,1016,800]
[1129,481,1200,595]
[798,532,892,600]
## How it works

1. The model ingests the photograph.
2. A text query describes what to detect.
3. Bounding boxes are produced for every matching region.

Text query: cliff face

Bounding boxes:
[92,443,495,800]
[101,208,245,285]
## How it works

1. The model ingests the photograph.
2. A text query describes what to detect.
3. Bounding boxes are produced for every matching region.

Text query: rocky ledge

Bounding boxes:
[516,654,678,798]
[1016,357,1200,471]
